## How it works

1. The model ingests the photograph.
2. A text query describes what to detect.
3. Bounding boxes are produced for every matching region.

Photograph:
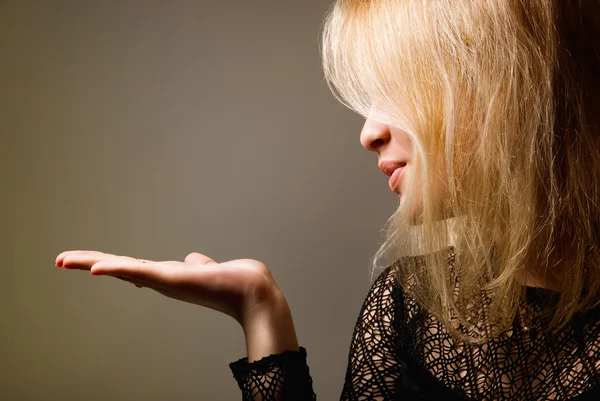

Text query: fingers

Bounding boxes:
[57,251,168,290]
[55,250,199,288]
[57,251,166,284]
[184,252,218,265]
[89,257,180,288]
[56,250,118,269]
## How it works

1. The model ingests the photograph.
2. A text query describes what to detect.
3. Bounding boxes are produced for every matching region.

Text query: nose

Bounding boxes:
[360,117,391,152]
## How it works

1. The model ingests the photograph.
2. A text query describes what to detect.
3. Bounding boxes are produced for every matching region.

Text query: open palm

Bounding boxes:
[55,250,280,325]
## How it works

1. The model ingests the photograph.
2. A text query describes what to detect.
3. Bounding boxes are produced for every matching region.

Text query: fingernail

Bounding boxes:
[56,260,63,267]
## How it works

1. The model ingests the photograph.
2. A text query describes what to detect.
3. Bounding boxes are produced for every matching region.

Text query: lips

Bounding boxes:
[378,160,408,192]
[378,160,407,177]
[388,166,405,192]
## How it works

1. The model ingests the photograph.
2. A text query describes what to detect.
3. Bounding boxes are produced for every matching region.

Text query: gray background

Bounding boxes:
[1,1,398,399]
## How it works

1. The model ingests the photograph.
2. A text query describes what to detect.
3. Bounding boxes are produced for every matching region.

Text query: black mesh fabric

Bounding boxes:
[230,347,316,401]
[230,246,600,400]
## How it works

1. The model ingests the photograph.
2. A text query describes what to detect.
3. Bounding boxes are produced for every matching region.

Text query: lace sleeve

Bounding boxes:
[340,265,404,400]
[229,346,317,401]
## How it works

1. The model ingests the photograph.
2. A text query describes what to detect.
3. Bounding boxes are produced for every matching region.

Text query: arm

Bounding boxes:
[339,265,404,400]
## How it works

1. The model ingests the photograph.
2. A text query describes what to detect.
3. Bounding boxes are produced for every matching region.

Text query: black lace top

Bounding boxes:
[229,246,600,400]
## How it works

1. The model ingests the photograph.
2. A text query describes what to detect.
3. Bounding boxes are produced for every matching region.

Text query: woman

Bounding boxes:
[55,0,600,399]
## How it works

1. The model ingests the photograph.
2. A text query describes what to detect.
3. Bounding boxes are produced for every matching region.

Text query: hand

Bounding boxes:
[55,250,283,327]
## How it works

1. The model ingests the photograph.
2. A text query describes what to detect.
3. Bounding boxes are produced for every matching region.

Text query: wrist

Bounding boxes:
[241,289,299,362]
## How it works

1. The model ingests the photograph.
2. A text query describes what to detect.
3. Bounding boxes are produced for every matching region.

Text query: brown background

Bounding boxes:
[1,1,399,399]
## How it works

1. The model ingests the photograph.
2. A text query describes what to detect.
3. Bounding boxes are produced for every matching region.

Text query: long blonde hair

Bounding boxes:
[321,0,600,342]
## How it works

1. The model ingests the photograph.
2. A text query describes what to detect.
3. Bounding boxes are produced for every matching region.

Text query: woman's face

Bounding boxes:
[360,116,447,219]
[360,116,414,197]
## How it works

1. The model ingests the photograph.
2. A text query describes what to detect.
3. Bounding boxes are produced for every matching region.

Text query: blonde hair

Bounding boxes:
[321,0,600,342]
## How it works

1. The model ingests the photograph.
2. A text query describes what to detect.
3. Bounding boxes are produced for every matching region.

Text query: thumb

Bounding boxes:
[184,252,218,265]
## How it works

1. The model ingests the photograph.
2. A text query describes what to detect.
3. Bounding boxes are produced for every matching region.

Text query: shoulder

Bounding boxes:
[358,264,405,326]
[368,264,403,301]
